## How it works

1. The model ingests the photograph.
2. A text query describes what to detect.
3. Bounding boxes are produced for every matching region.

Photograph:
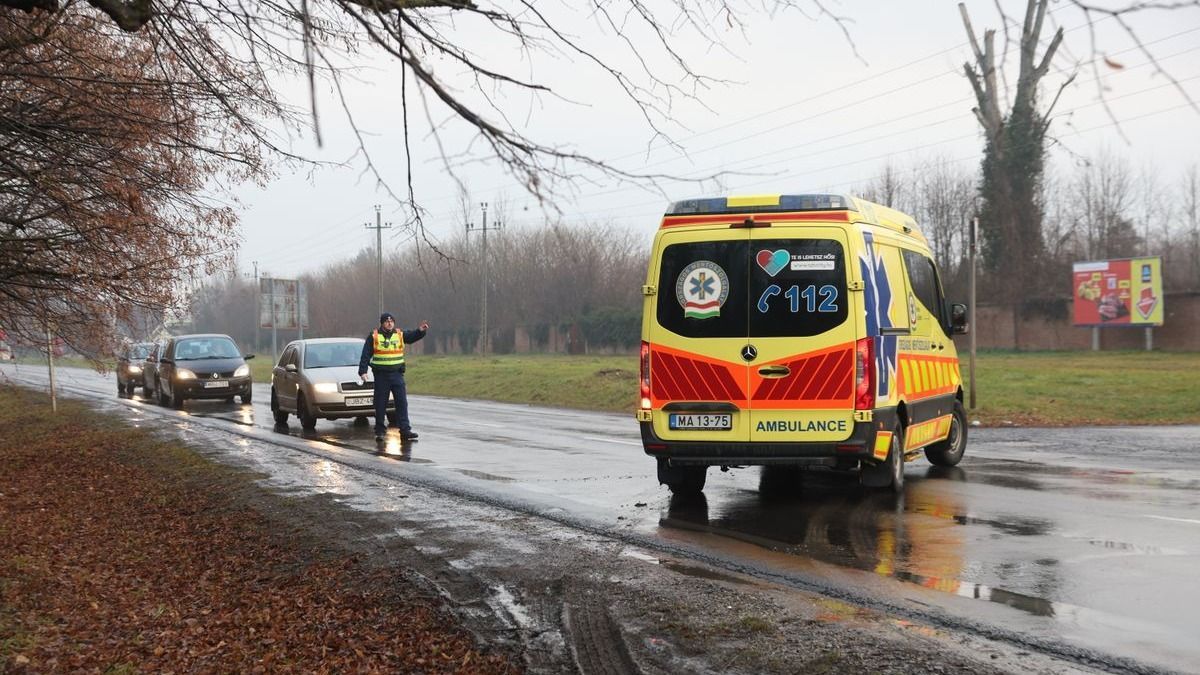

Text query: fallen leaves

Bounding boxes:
[0,388,520,673]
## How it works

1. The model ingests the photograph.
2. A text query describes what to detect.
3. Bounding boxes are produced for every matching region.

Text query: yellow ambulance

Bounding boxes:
[637,193,969,494]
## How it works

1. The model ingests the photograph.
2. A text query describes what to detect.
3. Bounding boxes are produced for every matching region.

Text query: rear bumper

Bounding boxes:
[641,407,898,468]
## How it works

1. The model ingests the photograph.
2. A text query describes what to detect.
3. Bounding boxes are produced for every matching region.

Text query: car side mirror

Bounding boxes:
[160,357,173,365]
[284,364,297,373]
[949,303,969,335]
[244,354,256,360]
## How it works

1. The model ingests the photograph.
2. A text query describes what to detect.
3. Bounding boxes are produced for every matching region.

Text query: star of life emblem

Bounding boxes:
[676,260,729,320]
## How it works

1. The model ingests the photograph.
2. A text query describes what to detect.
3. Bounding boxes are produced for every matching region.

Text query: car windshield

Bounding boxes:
[130,344,152,360]
[304,341,364,369]
[175,337,240,360]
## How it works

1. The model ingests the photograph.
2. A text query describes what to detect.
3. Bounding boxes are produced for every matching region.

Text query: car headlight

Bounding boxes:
[176,368,196,380]
[129,365,142,374]
[313,382,338,394]
[233,364,250,378]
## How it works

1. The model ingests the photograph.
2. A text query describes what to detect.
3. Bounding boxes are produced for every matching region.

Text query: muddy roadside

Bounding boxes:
[1,387,1075,674]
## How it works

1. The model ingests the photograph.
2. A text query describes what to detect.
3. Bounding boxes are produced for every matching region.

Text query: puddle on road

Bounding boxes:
[655,468,1077,622]
[454,468,516,483]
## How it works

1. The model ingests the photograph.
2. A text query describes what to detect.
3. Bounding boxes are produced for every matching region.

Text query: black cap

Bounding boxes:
[379,312,394,323]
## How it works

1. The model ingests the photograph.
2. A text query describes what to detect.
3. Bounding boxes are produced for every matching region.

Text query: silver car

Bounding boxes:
[270,338,394,430]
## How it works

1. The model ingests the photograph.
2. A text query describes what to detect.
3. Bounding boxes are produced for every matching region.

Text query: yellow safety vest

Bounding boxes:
[370,329,405,367]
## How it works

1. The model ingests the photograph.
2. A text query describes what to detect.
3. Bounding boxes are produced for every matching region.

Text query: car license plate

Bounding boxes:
[669,413,732,430]
[202,380,229,389]
[346,396,373,407]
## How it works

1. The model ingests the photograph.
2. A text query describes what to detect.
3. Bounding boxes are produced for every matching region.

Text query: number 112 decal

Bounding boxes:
[757,284,839,313]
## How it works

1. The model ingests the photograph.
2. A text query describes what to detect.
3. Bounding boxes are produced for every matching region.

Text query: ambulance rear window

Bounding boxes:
[748,239,847,337]
[657,240,750,338]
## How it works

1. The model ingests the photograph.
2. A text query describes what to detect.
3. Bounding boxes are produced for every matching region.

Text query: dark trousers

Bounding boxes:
[372,369,410,434]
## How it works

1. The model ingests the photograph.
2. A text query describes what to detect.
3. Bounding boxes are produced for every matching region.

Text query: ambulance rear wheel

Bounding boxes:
[657,459,706,495]
[925,401,967,467]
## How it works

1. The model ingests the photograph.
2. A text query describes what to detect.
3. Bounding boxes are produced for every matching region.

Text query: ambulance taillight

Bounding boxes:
[639,341,652,409]
[854,337,874,410]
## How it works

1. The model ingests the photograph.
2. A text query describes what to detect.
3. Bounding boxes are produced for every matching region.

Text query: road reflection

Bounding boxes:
[659,466,1063,618]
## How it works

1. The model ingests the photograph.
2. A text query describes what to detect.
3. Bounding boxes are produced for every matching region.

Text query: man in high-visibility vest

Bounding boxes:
[358,312,428,441]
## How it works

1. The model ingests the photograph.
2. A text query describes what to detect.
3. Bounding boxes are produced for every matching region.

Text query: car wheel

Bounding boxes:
[352,416,369,427]
[861,423,905,493]
[241,389,252,405]
[117,379,125,396]
[157,380,169,406]
[297,393,317,431]
[271,389,288,425]
[657,459,706,495]
[925,401,967,467]
[224,396,235,404]
[170,387,184,409]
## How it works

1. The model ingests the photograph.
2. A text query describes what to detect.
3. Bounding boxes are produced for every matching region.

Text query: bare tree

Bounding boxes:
[0,10,268,359]
[1,0,855,241]
[1179,164,1200,290]
[858,160,907,209]
[957,0,1199,346]
[1070,148,1139,260]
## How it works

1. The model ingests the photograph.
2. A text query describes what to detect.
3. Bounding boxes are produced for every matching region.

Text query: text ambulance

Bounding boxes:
[637,194,969,494]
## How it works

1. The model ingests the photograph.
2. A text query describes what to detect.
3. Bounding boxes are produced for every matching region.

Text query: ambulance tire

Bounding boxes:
[861,424,904,493]
[657,459,706,495]
[925,401,967,467]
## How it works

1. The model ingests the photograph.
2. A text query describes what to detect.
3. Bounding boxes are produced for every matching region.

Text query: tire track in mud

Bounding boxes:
[563,595,639,675]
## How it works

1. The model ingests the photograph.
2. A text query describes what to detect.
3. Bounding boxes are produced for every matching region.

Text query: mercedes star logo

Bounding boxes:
[741,344,757,362]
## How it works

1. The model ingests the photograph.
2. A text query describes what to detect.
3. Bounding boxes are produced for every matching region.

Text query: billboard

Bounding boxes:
[1072,257,1163,326]
[259,278,309,329]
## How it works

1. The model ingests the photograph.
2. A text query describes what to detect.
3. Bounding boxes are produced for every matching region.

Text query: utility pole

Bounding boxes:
[466,202,501,354]
[365,205,392,316]
[243,261,258,353]
[46,325,57,413]
[968,216,978,410]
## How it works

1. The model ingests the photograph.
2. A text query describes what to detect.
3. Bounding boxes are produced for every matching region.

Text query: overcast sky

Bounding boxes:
[232,0,1200,279]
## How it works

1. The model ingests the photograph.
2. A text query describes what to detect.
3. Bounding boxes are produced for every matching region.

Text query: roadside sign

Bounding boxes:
[259,278,309,329]
[1072,257,1163,327]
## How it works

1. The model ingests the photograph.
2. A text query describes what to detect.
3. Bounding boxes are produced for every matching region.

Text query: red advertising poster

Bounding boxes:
[1072,257,1163,327]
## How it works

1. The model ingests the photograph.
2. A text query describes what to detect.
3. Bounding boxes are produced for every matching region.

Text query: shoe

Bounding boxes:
[400,431,419,441]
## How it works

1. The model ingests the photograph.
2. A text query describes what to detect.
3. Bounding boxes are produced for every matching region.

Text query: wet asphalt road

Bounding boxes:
[5,363,1199,673]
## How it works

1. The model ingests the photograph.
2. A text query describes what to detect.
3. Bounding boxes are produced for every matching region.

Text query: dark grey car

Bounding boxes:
[155,334,254,408]
[116,342,154,395]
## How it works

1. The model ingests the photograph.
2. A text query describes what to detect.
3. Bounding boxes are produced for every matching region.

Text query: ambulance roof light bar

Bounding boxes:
[665,193,856,216]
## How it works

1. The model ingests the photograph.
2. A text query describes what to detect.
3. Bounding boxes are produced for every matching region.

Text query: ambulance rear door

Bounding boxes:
[745,226,858,443]
[647,227,752,443]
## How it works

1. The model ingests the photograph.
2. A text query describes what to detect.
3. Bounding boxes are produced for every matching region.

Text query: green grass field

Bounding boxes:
[20,350,1200,427]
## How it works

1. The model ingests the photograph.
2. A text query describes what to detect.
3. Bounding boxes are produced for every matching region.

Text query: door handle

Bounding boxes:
[758,365,790,378]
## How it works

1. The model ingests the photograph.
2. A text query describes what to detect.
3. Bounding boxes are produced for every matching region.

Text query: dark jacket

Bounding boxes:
[358,326,426,375]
